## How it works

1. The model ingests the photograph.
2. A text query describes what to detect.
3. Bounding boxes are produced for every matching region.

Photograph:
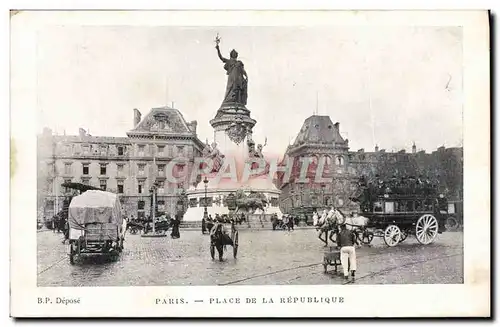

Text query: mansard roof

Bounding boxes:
[127,106,193,137]
[293,115,347,146]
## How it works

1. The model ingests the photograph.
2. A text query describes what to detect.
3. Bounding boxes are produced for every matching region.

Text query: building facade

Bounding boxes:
[37,106,205,221]
[276,115,463,214]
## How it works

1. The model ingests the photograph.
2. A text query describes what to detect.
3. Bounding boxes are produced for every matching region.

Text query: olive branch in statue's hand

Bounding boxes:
[214,33,221,48]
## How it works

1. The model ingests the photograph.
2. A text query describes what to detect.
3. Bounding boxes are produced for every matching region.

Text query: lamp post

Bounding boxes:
[299,184,304,207]
[203,176,209,217]
[290,190,295,212]
[149,184,157,234]
[321,183,326,208]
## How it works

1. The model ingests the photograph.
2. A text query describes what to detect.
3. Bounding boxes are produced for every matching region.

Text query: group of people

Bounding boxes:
[201,212,247,234]
[127,213,181,239]
[48,213,70,244]
[357,174,441,197]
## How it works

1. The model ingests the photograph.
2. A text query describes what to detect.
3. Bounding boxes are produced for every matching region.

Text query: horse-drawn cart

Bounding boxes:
[67,190,125,264]
[210,221,239,261]
[143,220,171,235]
[323,247,342,274]
[127,220,144,235]
[351,179,448,247]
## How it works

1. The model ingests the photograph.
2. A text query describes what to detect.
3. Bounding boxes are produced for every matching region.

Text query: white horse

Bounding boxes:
[318,208,342,246]
[319,207,371,245]
[318,209,327,226]
[332,208,369,230]
[331,207,373,245]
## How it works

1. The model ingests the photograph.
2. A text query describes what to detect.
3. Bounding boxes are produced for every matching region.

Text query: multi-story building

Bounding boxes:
[37,106,205,220]
[276,115,463,214]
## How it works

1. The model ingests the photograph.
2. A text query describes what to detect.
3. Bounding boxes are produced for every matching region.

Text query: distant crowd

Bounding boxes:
[357,174,443,196]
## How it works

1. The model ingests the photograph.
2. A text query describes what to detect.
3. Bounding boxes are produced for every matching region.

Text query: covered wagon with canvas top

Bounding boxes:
[67,190,126,264]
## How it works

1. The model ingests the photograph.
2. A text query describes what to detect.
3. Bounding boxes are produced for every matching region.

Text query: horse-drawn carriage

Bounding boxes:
[143,219,171,235]
[210,220,239,261]
[349,179,447,247]
[67,190,126,264]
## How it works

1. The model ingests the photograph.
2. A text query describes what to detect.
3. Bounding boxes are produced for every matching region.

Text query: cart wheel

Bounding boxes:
[416,214,439,245]
[233,231,239,259]
[210,244,215,260]
[383,225,401,247]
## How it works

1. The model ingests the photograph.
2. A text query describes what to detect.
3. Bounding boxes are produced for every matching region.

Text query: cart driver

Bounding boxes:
[210,216,234,246]
[337,223,359,281]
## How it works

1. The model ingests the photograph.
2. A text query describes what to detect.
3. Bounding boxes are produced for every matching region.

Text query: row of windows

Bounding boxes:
[60,178,184,195]
[50,162,186,176]
[136,200,168,213]
[62,144,188,157]
[44,199,169,216]
[135,144,186,157]
[297,155,346,166]
[373,200,435,213]
[62,144,126,156]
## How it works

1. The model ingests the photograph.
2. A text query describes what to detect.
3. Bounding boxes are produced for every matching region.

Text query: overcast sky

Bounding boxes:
[36,25,463,154]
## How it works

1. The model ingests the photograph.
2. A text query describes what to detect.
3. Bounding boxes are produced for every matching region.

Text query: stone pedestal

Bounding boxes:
[183,101,283,223]
[210,102,256,147]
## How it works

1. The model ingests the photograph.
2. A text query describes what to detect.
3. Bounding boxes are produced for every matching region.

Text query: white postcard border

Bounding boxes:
[10,10,490,317]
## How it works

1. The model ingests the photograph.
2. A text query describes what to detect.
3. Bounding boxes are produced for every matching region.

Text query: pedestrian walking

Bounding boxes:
[170,214,181,239]
[288,215,294,231]
[201,216,207,234]
[337,223,359,281]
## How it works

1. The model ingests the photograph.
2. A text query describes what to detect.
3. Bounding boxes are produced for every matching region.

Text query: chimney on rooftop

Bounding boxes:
[133,108,142,127]
[375,144,379,152]
[187,120,198,134]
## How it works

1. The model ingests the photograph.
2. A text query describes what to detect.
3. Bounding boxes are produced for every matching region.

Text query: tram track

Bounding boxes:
[38,255,67,275]
[341,252,462,285]
[217,248,392,286]
[218,248,462,286]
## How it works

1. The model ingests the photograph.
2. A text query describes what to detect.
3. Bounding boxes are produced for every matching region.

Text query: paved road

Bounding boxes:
[37,229,463,286]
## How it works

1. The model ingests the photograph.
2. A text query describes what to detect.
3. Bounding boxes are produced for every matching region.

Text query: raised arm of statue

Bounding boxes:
[215,45,228,63]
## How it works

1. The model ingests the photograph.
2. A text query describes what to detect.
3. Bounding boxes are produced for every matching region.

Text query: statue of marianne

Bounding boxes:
[215,34,248,106]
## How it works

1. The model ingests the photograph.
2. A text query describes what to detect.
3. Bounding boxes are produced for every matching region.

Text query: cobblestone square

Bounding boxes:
[37,228,463,286]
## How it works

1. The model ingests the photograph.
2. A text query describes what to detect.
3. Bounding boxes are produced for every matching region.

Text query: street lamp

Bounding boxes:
[203,176,209,217]
[290,190,295,212]
[149,183,158,234]
[321,183,326,208]
[299,184,304,206]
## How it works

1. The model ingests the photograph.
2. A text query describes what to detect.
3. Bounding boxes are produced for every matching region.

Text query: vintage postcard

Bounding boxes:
[10,10,490,317]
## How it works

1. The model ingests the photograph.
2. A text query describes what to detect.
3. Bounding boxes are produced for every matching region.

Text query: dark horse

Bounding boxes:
[210,223,235,262]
